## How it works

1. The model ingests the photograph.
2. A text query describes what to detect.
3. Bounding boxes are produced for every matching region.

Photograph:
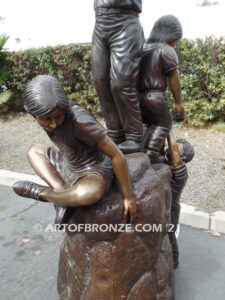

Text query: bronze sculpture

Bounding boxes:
[12,74,177,299]
[13,75,137,223]
[58,152,175,299]
[138,14,186,164]
[91,0,144,153]
[10,9,194,298]
[165,131,194,268]
[137,15,194,268]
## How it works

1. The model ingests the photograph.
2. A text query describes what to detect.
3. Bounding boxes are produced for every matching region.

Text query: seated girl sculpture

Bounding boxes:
[13,75,137,223]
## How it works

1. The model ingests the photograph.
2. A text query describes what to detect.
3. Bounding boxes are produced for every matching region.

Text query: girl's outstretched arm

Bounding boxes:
[97,135,137,223]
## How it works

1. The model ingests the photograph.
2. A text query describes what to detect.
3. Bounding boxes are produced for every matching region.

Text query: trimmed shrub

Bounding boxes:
[0,34,11,109]
[2,44,100,114]
[1,37,225,126]
[168,37,225,126]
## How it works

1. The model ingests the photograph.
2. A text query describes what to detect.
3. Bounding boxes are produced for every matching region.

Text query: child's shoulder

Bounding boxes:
[69,102,85,114]
[143,42,174,58]
[68,102,101,127]
[160,43,176,53]
[68,102,106,146]
[143,42,160,54]
[160,43,178,62]
[69,102,91,120]
[143,42,174,51]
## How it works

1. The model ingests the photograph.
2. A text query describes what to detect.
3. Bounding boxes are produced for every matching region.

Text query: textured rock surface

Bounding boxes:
[57,153,174,300]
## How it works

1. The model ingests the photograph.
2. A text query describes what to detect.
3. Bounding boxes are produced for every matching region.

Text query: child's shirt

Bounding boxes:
[138,43,179,93]
[46,103,112,176]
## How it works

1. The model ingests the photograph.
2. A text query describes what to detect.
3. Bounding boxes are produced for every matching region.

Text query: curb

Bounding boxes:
[0,169,47,186]
[1,169,225,234]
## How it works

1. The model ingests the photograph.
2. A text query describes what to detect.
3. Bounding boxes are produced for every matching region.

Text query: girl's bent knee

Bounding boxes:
[27,144,46,159]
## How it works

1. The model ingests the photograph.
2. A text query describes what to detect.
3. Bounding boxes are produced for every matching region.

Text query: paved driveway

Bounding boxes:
[1,186,225,300]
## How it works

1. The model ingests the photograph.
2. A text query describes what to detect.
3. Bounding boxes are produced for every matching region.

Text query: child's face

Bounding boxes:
[36,107,65,132]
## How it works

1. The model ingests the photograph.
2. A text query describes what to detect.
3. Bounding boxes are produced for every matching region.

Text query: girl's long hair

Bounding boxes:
[147,15,183,44]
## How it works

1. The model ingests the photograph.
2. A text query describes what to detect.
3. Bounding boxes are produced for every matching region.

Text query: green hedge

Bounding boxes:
[1,43,100,114]
[172,37,225,126]
[1,37,225,126]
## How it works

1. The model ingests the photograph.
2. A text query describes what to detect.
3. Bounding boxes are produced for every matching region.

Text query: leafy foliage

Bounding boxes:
[168,36,225,126]
[0,34,11,107]
[2,43,100,114]
[1,37,225,126]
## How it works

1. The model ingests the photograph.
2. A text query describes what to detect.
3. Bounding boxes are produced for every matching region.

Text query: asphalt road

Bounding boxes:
[1,186,225,300]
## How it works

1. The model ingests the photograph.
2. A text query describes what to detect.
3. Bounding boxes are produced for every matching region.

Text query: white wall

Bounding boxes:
[0,0,224,51]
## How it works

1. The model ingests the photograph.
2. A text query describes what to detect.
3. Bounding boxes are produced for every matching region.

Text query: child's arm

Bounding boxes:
[168,69,185,120]
[167,130,183,168]
[97,135,137,223]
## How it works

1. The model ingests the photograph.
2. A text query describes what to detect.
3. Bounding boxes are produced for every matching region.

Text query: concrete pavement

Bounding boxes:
[175,225,225,300]
[0,186,63,300]
[1,185,225,300]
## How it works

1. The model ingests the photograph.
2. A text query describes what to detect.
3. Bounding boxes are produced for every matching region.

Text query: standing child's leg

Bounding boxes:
[145,125,170,163]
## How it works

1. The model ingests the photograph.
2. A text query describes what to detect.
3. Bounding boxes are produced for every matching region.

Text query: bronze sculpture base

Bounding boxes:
[57,153,174,300]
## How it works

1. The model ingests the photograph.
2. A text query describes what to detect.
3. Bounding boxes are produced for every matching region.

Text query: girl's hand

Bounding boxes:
[175,103,186,120]
[123,198,137,223]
